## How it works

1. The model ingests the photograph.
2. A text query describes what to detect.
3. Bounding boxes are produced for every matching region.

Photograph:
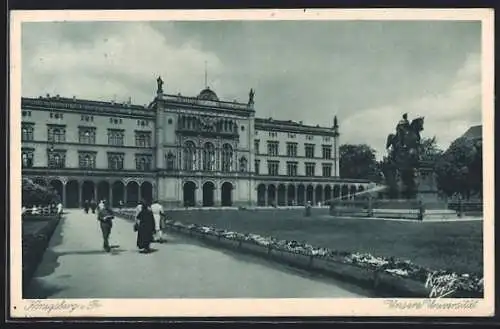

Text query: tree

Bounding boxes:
[339,144,382,181]
[435,137,482,199]
[22,178,59,206]
[420,136,444,162]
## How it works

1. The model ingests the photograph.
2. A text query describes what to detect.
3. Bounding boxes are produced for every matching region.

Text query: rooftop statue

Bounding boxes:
[248,88,255,104]
[157,76,164,94]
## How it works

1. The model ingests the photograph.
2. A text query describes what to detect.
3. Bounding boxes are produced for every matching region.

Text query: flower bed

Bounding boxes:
[114,210,483,297]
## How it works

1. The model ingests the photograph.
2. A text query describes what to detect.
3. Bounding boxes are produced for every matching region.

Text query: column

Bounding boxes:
[110,184,114,207]
[196,185,203,207]
[294,185,297,206]
[214,186,221,207]
[93,183,97,201]
[322,186,325,205]
[62,182,67,208]
[124,182,128,206]
[264,186,268,207]
[78,181,83,207]
[138,184,142,203]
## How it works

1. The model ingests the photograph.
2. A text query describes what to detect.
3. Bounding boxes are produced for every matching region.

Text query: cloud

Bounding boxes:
[22,22,223,105]
[341,52,481,159]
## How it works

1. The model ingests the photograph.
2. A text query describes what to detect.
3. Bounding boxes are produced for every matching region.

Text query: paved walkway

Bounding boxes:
[25,210,371,299]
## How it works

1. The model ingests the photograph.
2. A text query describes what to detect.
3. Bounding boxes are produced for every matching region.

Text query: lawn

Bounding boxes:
[168,208,483,275]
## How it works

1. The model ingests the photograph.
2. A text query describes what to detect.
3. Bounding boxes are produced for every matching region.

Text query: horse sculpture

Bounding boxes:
[386,117,425,164]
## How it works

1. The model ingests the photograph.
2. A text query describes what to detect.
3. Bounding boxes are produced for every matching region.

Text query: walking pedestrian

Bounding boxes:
[135,201,155,253]
[97,200,114,252]
[90,199,97,214]
[151,200,165,242]
[84,200,89,214]
[57,202,63,218]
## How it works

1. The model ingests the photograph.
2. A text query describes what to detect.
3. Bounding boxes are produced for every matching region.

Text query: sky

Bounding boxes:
[21,20,482,159]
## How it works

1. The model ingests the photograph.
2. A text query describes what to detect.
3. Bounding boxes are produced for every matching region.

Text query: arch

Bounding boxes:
[221,182,233,207]
[111,181,125,207]
[203,142,216,171]
[287,184,295,206]
[333,185,341,200]
[221,143,233,172]
[126,181,140,206]
[267,184,276,207]
[202,181,215,207]
[306,185,314,204]
[183,141,196,171]
[166,152,175,171]
[49,179,64,204]
[141,181,153,204]
[324,185,332,204]
[341,185,349,200]
[82,180,95,204]
[297,184,305,206]
[315,185,323,205]
[277,184,286,206]
[183,181,196,207]
[358,185,365,193]
[97,181,110,203]
[239,156,248,172]
[65,180,79,208]
[350,185,357,199]
[257,183,266,206]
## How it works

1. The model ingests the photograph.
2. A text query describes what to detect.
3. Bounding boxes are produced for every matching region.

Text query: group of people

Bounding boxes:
[93,199,166,254]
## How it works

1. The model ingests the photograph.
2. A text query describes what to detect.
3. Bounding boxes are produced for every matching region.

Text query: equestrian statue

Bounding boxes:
[384,113,425,199]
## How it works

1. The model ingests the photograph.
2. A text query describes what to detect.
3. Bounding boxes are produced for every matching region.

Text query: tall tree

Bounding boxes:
[420,136,444,162]
[339,144,381,181]
[435,137,482,199]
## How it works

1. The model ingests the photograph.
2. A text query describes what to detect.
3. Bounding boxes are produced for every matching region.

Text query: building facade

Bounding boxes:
[21,81,371,208]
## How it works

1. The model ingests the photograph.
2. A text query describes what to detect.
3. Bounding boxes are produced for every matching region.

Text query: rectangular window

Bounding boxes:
[78,151,97,169]
[21,148,34,168]
[136,154,153,171]
[47,125,66,143]
[288,133,296,139]
[286,142,298,157]
[267,161,279,176]
[322,163,332,177]
[108,129,125,146]
[47,150,66,169]
[305,144,315,158]
[322,145,332,159]
[255,159,260,175]
[254,140,260,154]
[78,127,96,144]
[135,131,152,147]
[305,162,315,177]
[267,141,279,156]
[22,123,35,141]
[287,161,298,176]
[108,152,125,170]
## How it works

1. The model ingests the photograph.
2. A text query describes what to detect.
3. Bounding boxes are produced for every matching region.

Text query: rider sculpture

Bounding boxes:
[386,113,424,165]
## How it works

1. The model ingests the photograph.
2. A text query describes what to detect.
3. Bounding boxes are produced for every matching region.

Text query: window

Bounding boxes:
[108,129,124,146]
[323,136,331,142]
[306,135,314,141]
[168,118,173,124]
[108,153,124,170]
[288,133,296,139]
[137,120,149,127]
[78,152,97,169]
[48,150,66,168]
[221,144,233,172]
[254,140,260,154]
[305,162,315,177]
[81,115,93,122]
[135,131,152,147]
[255,159,260,175]
[109,117,123,124]
[267,161,280,176]
[239,156,248,172]
[286,142,298,157]
[241,125,245,131]
[287,162,298,176]
[322,145,332,159]
[21,149,34,168]
[166,152,175,171]
[267,141,279,156]
[48,125,66,143]
[322,163,332,177]
[78,127,96,144]
[305,144,315,158]
[51,112,64,119]
[183,141,197,171]
[22,111,32,117]
[135,154,152,171]
[22,123,35,141]
[203,142,216,171]
[269,131,278,138]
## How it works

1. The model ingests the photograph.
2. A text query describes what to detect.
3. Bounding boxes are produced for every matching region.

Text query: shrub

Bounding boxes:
[22,178,60,206]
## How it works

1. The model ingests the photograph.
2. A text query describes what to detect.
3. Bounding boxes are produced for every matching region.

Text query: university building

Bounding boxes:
[21,79,371,208]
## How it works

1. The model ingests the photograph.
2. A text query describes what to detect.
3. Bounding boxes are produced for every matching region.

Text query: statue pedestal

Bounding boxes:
[415,161,445,208]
